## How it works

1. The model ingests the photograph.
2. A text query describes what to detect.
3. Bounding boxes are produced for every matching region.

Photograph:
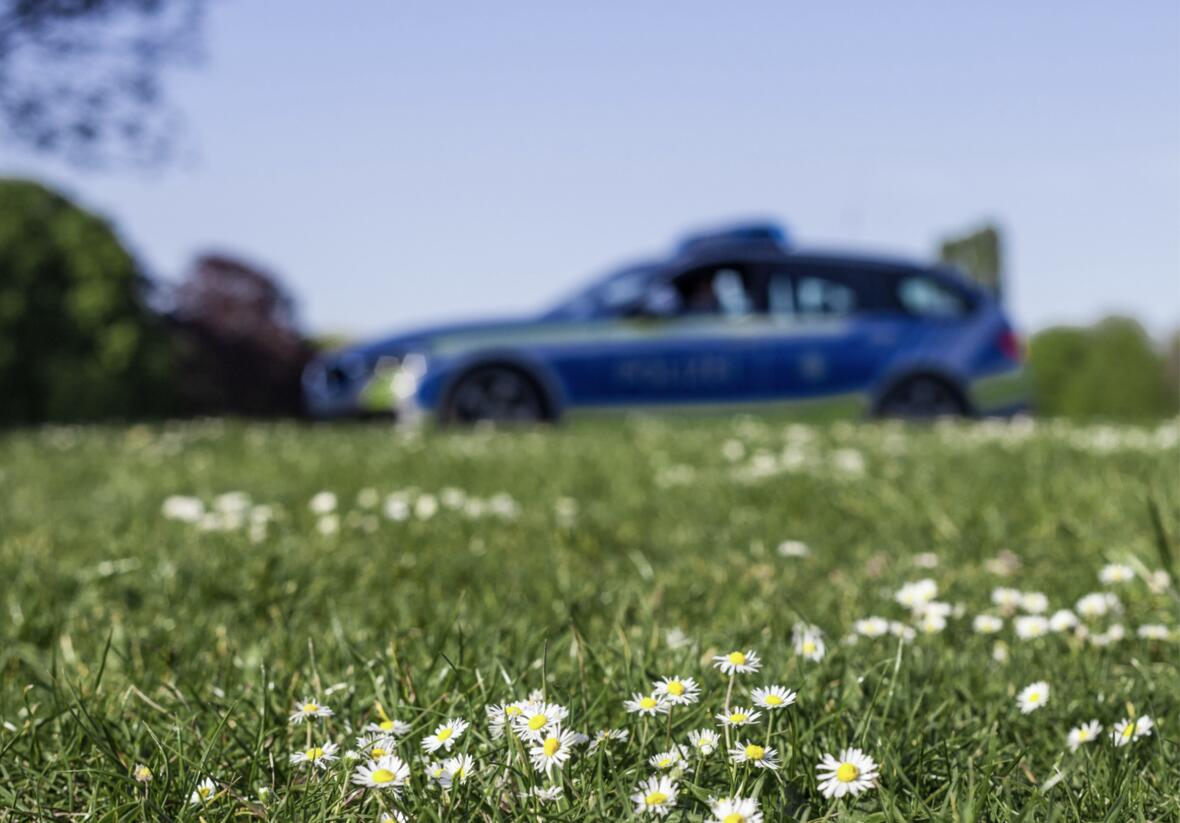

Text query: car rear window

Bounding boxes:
[896,275,969,318]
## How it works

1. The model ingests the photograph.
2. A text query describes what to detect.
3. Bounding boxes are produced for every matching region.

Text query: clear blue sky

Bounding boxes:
[5,2,1179,339]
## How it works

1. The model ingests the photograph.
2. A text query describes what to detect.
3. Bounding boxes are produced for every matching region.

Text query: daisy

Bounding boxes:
[1066,720,1102,752]
[752,685,796,710]
[421,718,468,753]
[816,747,879,798]
[513,701,569,740]
[309,491,337,514]
[587,728,629,753]
[793,628,826,661]
[895,579,938,610]
[777,540,810,557]
[889,620,916,641]
[1016,681,1050,714]
[854,617,890,638]
[972,614,1003,634]
[290,741,339,769]
[378,812,409,823]
[366,718,412,737]
[708,795,763,823]
[1076,592,1118,619]
[1049,609,1078,632]
[132,764,152,783]
[728,740,780,769]
[189,777,218,805]
[1098,563,1134,584]
[486,700,527,739]
[356,736,397,758]
[653,675,700,705]
[713,649,761,675]
[649,746,691,772]
[1111,716,1153,746]
[631,775,678,817]
[441,753,475,786]
[526,784,564,803]
[1013,615,1049,639]
[1020,591,1049,614]
[688,728,720,756]
[624,692,670,717]
[1136,624,1170,640]
[529,726,578,775]
[351,754,410,791]
[917,611,947,635]
[991,587,1022,613]
[716,706,761,727]
[289,698,333,724]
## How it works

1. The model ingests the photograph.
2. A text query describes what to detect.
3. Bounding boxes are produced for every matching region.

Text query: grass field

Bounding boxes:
[0,417,1177,821]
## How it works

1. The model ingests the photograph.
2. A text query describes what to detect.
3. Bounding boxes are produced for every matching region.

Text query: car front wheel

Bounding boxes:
[443,366,547,424]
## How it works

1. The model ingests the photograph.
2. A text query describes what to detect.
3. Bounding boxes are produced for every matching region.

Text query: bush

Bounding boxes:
[0,179,174,424]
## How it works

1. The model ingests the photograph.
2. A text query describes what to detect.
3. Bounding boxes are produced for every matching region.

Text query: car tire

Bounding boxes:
[443,366,547,424]
[876,376,968,419]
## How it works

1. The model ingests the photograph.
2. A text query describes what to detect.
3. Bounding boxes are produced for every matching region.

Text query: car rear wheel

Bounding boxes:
[877,376,968,419]
[444,366,546,424]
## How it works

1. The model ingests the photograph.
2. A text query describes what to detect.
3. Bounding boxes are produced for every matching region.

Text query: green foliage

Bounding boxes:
[938,223,1004,295]
[0,178,175,423]
[1029,317,1176,419]
[0,418,1176,820]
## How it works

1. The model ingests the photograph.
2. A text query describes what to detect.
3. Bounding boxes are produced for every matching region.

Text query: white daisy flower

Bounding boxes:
[366,718,412,737]
[309,491,337,514]
[529,726,578,775]
[972,614,1003,634]
[441,753,475,787]
[653,675,700,705]
[895,579,938,610]
[917,612,947,635]
[132,764,152,783]
[1013,615,1049,639]
[793,628,826,661]
[1098,563,1134,584]
[649,745,691,772]
[1048,610,1078,632]
[521,784,564,803]
[728,740,779,769]
[189,777,218,805]
[624,692,669,717]
[752,685,796,710]
[816,747,879,798]
[708,795,763,823]
[289,741,339,769]
[377,811,408,823]
[513,701,569,740]
[487,700,527,739]
[1016,681,1050,714]
[1146,569,1171,594]
[421,718,468,753]
[688,728,720,755]
[777,540,810,557]
[1020,591,1049,614]
[1076,592,1119,619]
[716,706,761,727]
[1136,624,1170,640]
[1111,716,1153,746]
[587,728,629,753]
[631,775,678,816]
[425,759,449,785]
[1066,720,1102,751]
[991,587,1023,613]
[351,754,410,791]
[889,621,916,641]
[854,617,890,638]
[356,736,397,758]
[713,649,761,675]
[289,698,333,724]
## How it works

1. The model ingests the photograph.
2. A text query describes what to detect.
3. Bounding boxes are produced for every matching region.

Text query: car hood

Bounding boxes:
[340,315,545,361]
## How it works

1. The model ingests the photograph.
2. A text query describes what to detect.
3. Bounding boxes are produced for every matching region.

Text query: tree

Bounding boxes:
[0,178,175,423]
[167,253,312,416]
[938,223,1004,296]
[0,0,206,165]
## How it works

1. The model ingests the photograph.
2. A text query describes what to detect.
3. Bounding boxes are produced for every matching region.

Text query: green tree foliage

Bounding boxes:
[1028,317,1176,419]
[0,178,174,423]
[939,223,1004,295]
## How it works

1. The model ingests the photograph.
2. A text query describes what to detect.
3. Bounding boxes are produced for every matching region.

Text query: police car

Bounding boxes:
[303,223,1029,423]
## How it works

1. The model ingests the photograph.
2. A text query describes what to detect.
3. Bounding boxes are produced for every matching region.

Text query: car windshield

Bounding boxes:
[542,264,661,320]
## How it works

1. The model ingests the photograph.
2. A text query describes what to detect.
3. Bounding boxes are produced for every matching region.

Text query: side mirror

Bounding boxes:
[634,284,681,318]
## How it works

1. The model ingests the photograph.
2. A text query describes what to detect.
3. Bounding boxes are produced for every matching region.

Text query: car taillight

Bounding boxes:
[998,328,1023,362]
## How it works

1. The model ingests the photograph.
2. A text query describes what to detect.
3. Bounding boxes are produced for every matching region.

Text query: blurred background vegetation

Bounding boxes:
[1,177,1176,426]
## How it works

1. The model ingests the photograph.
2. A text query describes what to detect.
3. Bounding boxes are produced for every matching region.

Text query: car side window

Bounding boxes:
[897,276,967,318]
[674,266,756,318]
[768,273,795,318]
[796,275,858,317]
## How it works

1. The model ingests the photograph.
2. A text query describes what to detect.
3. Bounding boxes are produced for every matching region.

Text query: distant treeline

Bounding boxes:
[0,179,1176,425]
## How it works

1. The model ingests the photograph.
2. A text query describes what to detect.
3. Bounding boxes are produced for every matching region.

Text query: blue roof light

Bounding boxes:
[677,221,790,255]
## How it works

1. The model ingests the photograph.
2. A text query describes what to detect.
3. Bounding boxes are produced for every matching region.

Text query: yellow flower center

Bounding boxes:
[657,757,673,768]
[836,762,859,782]
[505,705,523,716]
[723,815,746,823]
[378,720,394,731]
[727,651,747,665]
[1122,724,1134,739]
[371,746,388,757]
[370,768,396,784]
[744,744,765,760]
[764,695,782,706]
[436,727,453,742]
[198,786,212,798]
[302,703,319,713]
[543,736,561,757]
[639,696,657,710]
[304,747,324,760]
[528,714,548,730]
[1076,730,1089,740]
[135,767,151,780]
[1027,691,1040,703]
[802,640,817,654]
[729,712,748,723]
[667,681,685,696]
[645,791,669,806]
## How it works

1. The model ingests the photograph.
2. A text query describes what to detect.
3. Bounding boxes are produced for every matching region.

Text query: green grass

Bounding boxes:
[0,417,1177,821]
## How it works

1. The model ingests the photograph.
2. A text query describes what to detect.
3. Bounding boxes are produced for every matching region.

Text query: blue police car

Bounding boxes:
[303,223,1029,423]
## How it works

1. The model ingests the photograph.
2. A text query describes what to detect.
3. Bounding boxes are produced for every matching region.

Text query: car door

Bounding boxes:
[596,262,765,407]
[760,263,903,402]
